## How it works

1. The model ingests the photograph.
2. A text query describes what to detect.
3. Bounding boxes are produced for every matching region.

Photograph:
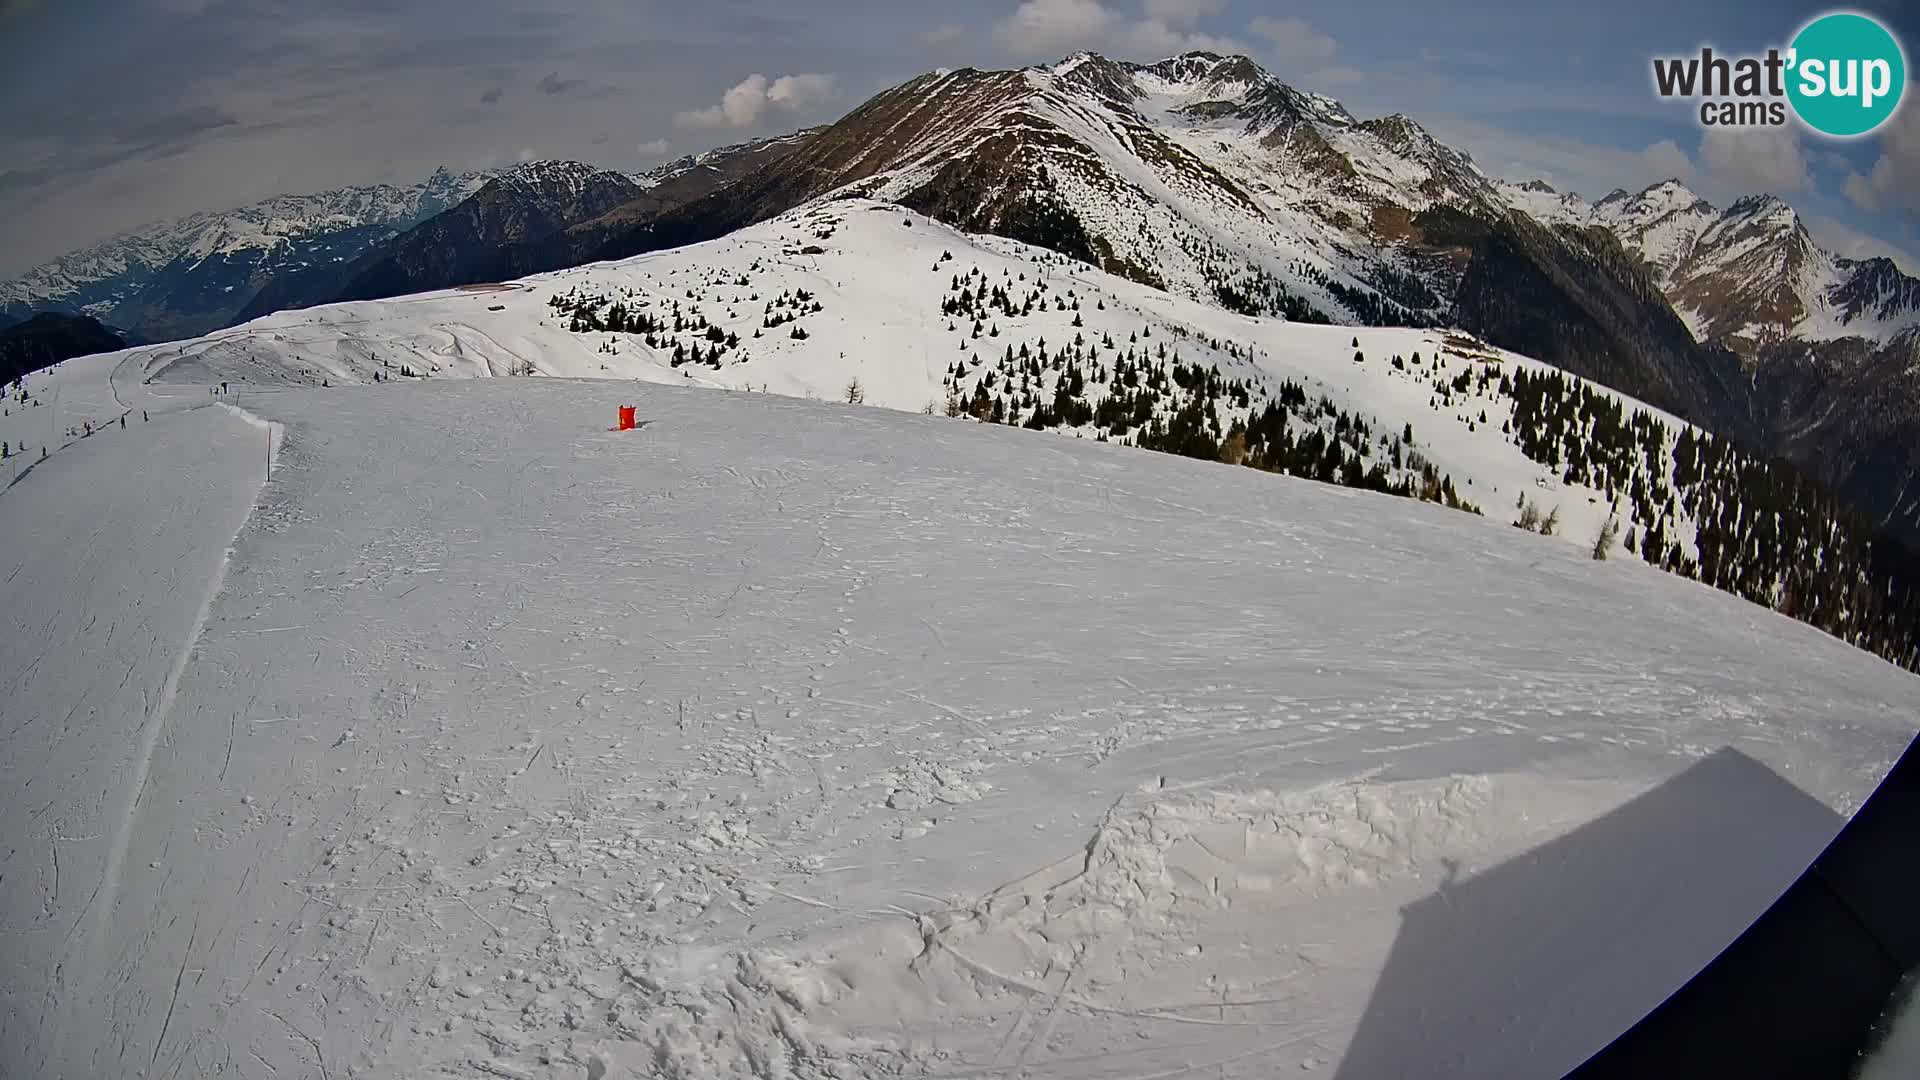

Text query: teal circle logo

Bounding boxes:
[1787,12,1906,137]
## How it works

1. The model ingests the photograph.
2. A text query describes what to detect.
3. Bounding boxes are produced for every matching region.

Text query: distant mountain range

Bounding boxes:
[6,50,1920,542]
[0,167,489,340]
[1504,176,1920,353]
[228,133,818,323]
[232,160,646,321]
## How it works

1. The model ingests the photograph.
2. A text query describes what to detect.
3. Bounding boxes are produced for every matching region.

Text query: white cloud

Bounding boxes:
[766,73,833,107]
[1459,124,1804,205]
[1447,114,1823,211]
[635,138,670,160]
[1420,114,1703,201]
[515,147,536,162]
[1698,126,1810,195]
[1844,106,1920,212]
[1248,15,1337,69]
[994,0,1248,63]
[1124,19,1244,58]
[1482,126,1807,206]
[1143,0,1225,27]
[1805,213,1920,274]
[673,72,835,130]
[1641,139,1696,183]
[996,0,1117,57]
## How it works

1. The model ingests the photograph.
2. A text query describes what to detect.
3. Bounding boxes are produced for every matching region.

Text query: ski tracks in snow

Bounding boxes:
[0,399,268,1078]
[5,374,1915,1079]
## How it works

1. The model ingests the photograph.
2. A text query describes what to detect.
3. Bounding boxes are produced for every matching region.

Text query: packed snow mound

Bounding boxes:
[1,363,1914,1078]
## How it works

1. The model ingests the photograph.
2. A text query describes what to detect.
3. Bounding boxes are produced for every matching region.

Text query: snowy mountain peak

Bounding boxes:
[1049,50,1104,75]
[1496,177,1594,226]
[699,127,824,167]
[1232,79,1357,133]
[1646,188,1842,350]
[1135,51,1266,96]
[636,154,703,187]
[620,48,1520,329]
[1043,51,1148,105]
[491,160,627,200]
[1026,51,1348,132]
[1722,192,1799,228]
[1511,170,1920,354]
[1580,179,1720,286]
[1633,178,1712,214]
[630,129,826,192]
[1355,113,1440,154]
[422,165,463,198]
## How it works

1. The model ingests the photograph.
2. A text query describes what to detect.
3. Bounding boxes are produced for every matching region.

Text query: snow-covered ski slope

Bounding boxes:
[143,200,1701,555]
[1,325,1915,1078]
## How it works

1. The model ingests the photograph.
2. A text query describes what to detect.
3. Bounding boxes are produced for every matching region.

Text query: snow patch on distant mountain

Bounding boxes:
[486,160,625,204]
[1500,177,1920,350]
[1495,179,1593,227]
[1585,179,1720,286]
[0,167,492,319]
[632,129,824,191]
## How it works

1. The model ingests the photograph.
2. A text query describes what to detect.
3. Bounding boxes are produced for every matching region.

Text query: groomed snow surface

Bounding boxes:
[2,349,1915,1080]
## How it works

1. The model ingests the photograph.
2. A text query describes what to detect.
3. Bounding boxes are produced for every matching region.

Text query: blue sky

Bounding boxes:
[1,0,1916,276]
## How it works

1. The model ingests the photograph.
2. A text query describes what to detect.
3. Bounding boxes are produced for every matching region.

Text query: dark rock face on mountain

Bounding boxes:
[491,131,822,279]
[0,313,126,384]
[1746,336,1920,540]
[1450,214,1756,441]
[234,162,644,318]
[333,162,645,303]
